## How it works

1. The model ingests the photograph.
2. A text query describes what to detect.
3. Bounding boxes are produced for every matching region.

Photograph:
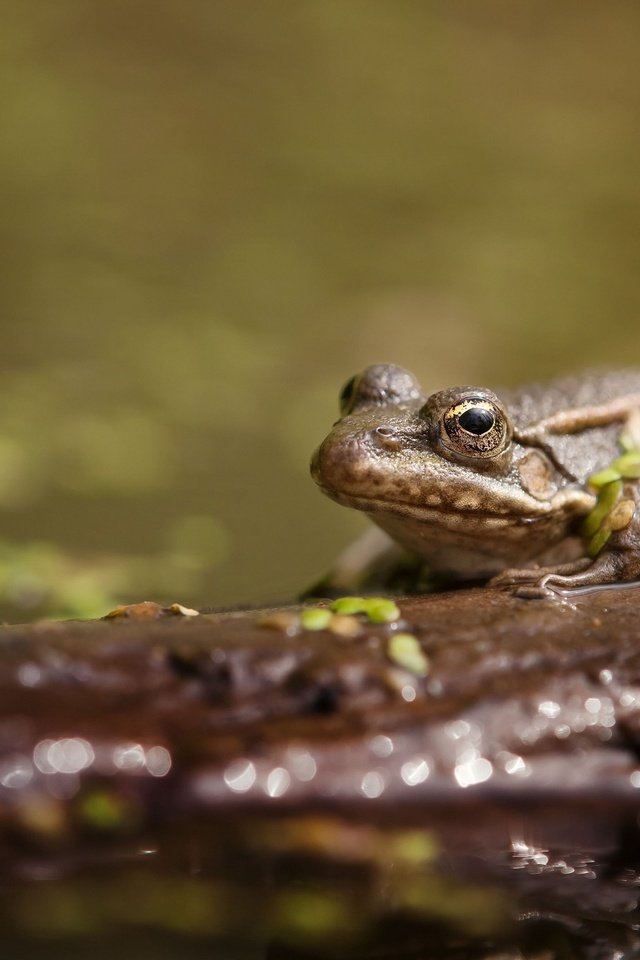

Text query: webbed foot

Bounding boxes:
[490,552,640,599]
[489,558,592,599]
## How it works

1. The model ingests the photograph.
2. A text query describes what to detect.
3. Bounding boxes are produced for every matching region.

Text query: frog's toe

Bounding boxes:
[511,581,558,600]
[489,566,544,588]
[489,558,593,597]
[512,573,585,600]
[506,554,635,599]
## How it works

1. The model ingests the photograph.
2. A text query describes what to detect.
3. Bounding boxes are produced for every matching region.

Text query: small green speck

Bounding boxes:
[386,829,438,865]
[588,526,612,558]
[274,889,351,937]
[365,597,401,623]
[620,427,640,453]
[583,478,623,538]
[388,632,429,676]
[76,789,131,831]
[583,499,612,537]
[613,450,640,479]
[329,596,367,615]
[588,466,621,489]
[300,607,332,631]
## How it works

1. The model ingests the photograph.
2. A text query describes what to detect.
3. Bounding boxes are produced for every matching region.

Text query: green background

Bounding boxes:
[1,0,639,619]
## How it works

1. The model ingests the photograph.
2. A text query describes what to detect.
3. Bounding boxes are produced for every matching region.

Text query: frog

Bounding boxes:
[310,364,640,598]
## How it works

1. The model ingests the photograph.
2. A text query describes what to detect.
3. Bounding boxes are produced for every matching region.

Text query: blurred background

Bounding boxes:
[0,0,639,620]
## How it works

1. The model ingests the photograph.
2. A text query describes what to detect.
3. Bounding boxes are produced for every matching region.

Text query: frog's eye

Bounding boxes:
[338,364,423,416]
[441,397,509,459]
[420,387,512,466]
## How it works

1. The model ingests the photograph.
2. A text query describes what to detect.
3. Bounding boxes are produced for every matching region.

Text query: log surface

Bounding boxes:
[3,586,640,958]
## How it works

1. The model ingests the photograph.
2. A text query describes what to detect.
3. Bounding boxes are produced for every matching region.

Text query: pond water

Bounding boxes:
[0,2,639,618]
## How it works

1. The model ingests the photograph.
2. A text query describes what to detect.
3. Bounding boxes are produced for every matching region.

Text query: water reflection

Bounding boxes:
[360,771,386,799]
[33,737,94,775]
[369,735,394,758]
[400,758,430,787]
[223,759,257,793]
[453,757,493,788]
[286,747,317,783]
[265,767,290,798]
[0,754,33,789]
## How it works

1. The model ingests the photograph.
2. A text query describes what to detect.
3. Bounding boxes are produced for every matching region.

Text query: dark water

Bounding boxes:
[2,801,640,960]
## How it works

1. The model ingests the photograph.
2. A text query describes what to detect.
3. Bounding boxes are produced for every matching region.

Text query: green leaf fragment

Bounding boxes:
[588,526,612,558]
[329,596,367,615]
[582,503,608,537]
[386,830,438,865]
[612,450,640,478]
[300,607,332,631]
[599,477,623,507]
[274,889,352,937]
[329,595,401,623]
[620,414,640,452]
[588,466,621,489]
[365,597,401,623]
[77,790,131,831]
[583,478,623,537]
[387,632,429,676]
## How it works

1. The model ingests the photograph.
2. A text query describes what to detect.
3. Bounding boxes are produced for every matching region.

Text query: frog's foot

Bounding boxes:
[491,551,640,600]
[491,474,640,599]
[490,558,594,599]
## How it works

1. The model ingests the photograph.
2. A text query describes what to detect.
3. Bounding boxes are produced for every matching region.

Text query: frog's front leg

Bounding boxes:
[492,479,640,599]
[302,526,422,598]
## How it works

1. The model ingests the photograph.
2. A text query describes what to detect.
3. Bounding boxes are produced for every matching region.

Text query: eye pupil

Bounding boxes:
[458,407,495,435]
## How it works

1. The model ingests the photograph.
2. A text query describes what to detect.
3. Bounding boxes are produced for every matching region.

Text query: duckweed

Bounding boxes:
[588,466,621,489]
[330,596,401,624]
[329,596,367,615]
[613,450,640,478]
[387,632,429,677]
[77,789,133,832]
[587,526,612,558]
[584,440,640,557]
[300,607,332,631]
[589,451,640,489]
[583,479,623,537]
[273,888,353,938]
[364,598,401,623]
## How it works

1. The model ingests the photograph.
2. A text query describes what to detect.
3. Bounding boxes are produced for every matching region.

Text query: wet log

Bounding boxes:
[2,585,640,958]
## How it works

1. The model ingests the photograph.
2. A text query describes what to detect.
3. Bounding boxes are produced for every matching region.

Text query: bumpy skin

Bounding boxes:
[311,365,640,597]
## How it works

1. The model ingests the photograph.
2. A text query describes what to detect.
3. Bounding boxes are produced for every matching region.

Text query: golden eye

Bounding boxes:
[456,404,495,436]
[438,396,510,461]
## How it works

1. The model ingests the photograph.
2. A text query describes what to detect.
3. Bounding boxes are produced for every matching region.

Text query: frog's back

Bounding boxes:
[506,369,640,428]
[506,369,640,483]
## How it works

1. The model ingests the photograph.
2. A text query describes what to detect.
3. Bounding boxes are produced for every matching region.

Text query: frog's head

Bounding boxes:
[311,364,593,566]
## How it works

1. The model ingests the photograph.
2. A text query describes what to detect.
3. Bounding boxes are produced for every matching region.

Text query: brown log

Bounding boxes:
[2,585,640,958]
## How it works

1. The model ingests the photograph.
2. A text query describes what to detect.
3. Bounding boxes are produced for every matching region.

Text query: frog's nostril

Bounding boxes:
[374,425,401,450]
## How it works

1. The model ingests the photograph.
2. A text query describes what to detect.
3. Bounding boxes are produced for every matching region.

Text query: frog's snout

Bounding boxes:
[373,425,402,451]
[309,443,324,487]
[310,430,370,499]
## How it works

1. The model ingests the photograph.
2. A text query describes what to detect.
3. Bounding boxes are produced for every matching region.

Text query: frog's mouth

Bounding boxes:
[311,437,592,528]
[322,488,553,527]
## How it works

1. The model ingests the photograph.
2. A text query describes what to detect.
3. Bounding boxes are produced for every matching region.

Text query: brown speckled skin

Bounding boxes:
[311,366,640,591]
